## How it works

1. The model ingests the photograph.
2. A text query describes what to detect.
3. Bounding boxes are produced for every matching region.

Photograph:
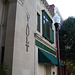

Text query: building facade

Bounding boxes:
[0,0,63,75]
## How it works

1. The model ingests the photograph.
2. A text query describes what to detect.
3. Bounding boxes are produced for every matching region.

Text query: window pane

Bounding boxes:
[43,15,45,19]
[43,20,46,35]
[46,22,50,38]
[37,13,40,32]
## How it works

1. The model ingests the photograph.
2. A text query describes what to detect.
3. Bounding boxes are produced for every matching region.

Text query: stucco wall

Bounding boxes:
[3,0,57,75]
[12,0,36,75]
[12,0,57,75]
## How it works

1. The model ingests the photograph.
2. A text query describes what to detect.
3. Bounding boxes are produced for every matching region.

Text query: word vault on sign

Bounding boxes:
[26,13,30,52]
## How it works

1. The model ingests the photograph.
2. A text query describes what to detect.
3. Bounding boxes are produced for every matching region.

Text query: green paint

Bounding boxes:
[35,40,56,55]
[37,13,40,32]
[38,48,58,65]
[51,30,54,43]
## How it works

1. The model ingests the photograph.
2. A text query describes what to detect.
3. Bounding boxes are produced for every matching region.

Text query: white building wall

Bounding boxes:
[12,0,36,75]
[0,0,57,75]
[36,1,57,75]
[12,0,57,75]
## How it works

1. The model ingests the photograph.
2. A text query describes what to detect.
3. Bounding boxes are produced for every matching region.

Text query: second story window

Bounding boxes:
[37,13,40,32]
[42,10,54,43]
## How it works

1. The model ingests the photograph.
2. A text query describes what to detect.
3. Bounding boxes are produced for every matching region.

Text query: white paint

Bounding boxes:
[22,69,30,75]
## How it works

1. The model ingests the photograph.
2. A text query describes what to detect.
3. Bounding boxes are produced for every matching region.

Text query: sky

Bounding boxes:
[46,0,75,20]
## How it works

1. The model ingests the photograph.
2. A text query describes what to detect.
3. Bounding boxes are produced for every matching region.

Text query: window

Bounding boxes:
[42,10,54,43]
[37,13,40,32]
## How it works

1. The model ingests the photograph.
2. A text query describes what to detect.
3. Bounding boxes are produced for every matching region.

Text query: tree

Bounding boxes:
[59,17,75,62]
[67,61,75,75]
[59,17,75,75]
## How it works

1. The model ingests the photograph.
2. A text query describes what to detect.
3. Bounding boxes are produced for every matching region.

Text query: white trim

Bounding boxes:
[34,33,57,51]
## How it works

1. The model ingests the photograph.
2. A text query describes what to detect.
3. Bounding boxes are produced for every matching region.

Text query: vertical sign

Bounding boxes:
[26,13,30,52]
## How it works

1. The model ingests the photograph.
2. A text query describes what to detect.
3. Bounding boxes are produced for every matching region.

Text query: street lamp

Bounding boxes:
[53,13,61,75]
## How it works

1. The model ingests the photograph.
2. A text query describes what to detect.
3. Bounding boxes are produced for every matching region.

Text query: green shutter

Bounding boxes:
[38,14,40,32]
[37,13,40,32]
[52,30,54,43]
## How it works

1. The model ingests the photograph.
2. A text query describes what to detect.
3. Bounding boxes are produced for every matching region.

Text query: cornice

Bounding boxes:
[41,0,54,17]
[34,33,57,51]
[7,0,24,6]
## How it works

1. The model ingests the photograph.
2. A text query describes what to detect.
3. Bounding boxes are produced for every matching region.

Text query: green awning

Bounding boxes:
[38,48,64,66]
[38,48,58,65]
[60,62,64,66]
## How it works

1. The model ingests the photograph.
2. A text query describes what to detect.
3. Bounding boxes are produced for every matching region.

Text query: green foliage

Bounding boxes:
[0,64,8,75]
[67,61,75,75]
[59,17,75,62]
